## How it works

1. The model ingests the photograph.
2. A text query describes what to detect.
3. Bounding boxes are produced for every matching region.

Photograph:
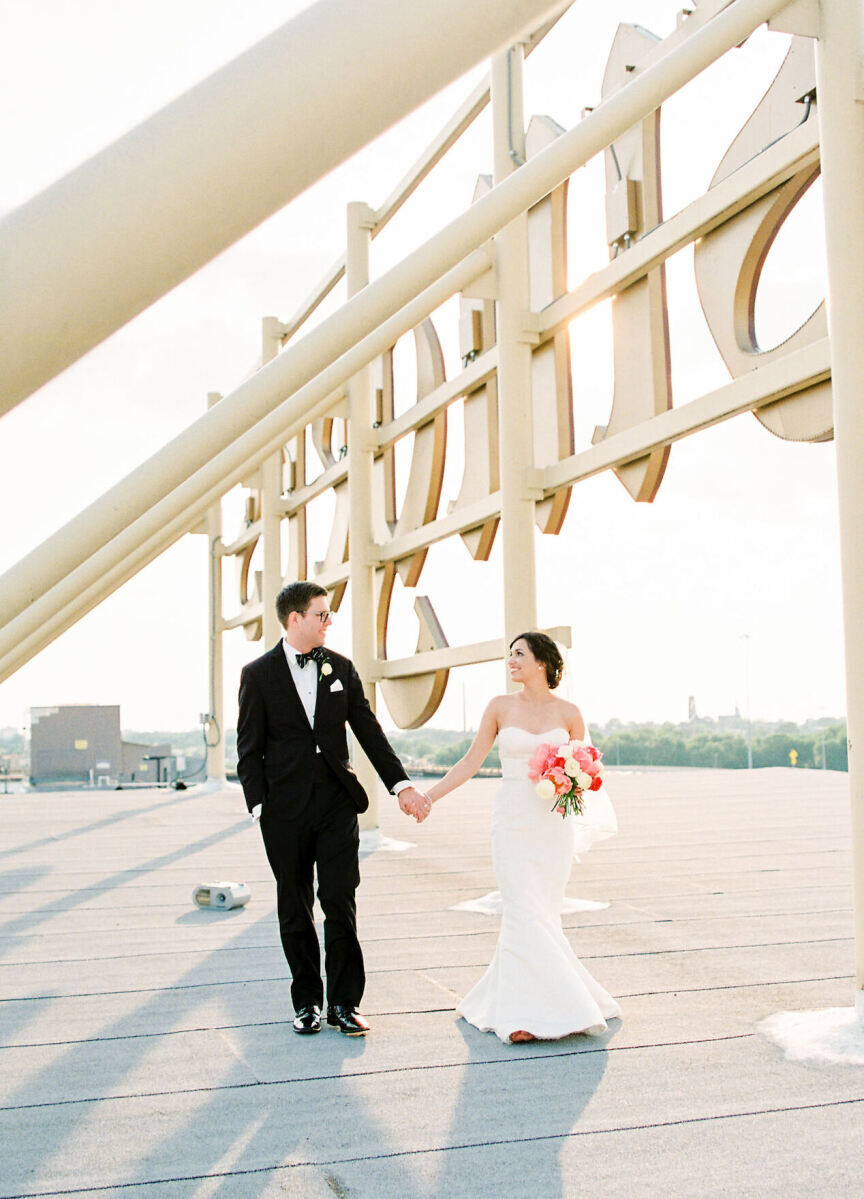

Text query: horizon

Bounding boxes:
[2,710,851,740]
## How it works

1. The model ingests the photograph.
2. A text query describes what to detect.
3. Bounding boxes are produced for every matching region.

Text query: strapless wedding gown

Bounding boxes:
[457,726,621,1042]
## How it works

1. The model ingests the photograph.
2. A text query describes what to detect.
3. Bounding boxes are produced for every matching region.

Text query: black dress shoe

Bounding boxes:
[326,1005,370,1035]
[293,1005,322,1035]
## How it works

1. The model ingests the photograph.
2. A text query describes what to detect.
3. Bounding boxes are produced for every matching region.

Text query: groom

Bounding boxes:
[237,581,429,1037]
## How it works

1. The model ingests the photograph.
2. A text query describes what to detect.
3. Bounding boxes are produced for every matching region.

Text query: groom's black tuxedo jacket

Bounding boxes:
[236,643,408,815]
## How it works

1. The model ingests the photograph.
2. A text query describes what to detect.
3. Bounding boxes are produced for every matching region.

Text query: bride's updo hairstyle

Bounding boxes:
[510,631,564,689]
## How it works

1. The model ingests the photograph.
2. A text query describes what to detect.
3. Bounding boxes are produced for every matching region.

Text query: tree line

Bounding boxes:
[593,723,847,770]
[111,717,847,774]
[386,719,848,772]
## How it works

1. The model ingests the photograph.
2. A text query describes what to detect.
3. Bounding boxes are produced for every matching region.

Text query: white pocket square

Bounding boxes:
[329,679,343,692]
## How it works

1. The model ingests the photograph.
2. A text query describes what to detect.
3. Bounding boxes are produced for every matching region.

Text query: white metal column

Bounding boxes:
[815,0,864,1018]
[205,392,226,784]
[261,318,286,649]
[491,45,539,665]
[346,202,382,831]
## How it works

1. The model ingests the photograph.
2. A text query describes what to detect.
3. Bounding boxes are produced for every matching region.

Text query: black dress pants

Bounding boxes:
[260,759,363,1011]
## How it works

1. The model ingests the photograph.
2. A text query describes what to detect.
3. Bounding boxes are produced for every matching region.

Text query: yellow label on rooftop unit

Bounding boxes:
[74,739,88,749]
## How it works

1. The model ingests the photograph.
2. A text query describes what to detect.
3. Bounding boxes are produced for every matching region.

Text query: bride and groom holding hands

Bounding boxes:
[237,581,619,1044]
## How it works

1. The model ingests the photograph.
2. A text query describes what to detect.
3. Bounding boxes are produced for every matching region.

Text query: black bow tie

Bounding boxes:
[296,648,324,669]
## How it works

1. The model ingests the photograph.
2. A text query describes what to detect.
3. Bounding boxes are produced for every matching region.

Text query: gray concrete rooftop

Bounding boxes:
[0,767,861,1197]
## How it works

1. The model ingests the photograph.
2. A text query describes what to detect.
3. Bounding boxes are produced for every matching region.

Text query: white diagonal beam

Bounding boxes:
[0,0,570,412]
[0,251,492,680]
[534,338,830,494]
[539,116,820,339]
[277,12,565,344]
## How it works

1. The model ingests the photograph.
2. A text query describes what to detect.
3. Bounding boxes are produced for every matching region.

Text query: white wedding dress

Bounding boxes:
[457,726,621,1042]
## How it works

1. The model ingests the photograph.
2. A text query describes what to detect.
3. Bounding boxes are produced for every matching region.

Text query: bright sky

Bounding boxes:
[0,0,842,735]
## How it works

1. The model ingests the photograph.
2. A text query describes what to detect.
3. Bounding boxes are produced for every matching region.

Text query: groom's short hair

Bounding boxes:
[276,581,328,628]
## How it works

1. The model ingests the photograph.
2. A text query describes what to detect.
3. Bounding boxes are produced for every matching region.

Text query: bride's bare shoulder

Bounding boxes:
[481,695,510,725]
[556,698,586,738]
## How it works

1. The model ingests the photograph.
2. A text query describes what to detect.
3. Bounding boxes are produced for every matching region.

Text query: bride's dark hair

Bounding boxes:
[509,632,564,689]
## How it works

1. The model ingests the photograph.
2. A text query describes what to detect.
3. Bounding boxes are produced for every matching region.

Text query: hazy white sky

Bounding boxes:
[0,0,842,734]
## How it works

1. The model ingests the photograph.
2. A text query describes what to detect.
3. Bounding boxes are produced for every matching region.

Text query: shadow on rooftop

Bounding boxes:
[0,817,253,951]
[428,1019,613,1197]
[0,789,198,864]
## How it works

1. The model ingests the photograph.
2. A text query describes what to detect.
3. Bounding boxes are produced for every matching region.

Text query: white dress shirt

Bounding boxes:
[283,638,318,729]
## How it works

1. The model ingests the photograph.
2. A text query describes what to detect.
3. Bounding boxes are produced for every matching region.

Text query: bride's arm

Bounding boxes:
[426,702,500,805]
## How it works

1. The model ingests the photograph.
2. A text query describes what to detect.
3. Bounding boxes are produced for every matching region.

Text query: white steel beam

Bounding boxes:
[278,79,494,345]
[277,12,565,344]
[535,338,830,494]
[218,522,263,558]
[377,493,503,564]
[221,606,263,632]
[539,116,819,340]
[0,246,490,639]
[0,251,493,680]
[280,462,350,517]
[373,348,498,451]
[0,0,570,411]
[371,625,572,680]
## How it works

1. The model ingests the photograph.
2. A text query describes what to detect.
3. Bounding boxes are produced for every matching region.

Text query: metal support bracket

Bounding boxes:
[353,202,378,230]
[523,466,546,499]
[519,311,542,344]
[261,315,289,356]
[461,243,498,299]
[768,0,821,38]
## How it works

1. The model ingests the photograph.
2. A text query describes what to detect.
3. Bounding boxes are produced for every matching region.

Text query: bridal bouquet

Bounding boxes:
[528,739,604,818]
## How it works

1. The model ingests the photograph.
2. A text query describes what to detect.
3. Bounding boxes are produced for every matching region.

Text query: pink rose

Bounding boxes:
[546,767,570,796]
[527,743,551,782]
[572,747,602,778]
[528,742,566,780]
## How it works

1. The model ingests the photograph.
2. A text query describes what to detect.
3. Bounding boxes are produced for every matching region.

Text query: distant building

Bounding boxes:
[29,705,171,786]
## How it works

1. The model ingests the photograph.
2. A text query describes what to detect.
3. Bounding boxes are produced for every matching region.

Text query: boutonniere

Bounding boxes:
[320,661,332,677]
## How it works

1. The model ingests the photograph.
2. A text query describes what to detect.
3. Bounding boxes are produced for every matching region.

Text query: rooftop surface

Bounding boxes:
[0,767,860,1197]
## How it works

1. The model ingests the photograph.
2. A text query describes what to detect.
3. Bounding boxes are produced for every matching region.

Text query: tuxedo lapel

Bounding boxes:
[312,658,331,734]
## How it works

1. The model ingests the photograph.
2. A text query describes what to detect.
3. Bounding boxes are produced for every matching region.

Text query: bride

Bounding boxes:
[425,632,620,1044]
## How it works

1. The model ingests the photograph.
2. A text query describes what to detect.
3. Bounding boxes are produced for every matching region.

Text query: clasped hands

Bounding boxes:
[398,785,432,823]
